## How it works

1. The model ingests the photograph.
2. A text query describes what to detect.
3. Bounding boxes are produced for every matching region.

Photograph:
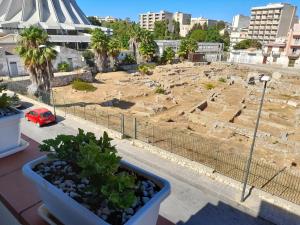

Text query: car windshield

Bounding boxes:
[41,111,53,118]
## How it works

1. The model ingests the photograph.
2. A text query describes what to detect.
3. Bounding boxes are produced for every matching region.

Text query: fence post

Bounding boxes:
[170,131,173,152]
[133,118,137,139]
[121,114,125,138]
[152,125,154,144]
[107,113,110,128]
[84,107,86,120]
[95,108,98,124]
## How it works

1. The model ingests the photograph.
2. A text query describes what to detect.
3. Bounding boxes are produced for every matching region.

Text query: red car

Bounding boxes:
[25,108,56,127]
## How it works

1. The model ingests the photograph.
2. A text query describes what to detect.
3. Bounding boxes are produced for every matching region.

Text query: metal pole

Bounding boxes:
[241,81,268,202]
[133,118,137,139]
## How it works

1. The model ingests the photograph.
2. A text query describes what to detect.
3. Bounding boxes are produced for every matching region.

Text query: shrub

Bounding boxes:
[0,84,12,109]
[72,80,97,92]
[122,54,136,65]
[218,78,227,83]
[155,86,166,95]
[58,62,70,72]
[161,47,175,64]
[138,64,155,75]
[204,83,216,90]
[233,39,262,50]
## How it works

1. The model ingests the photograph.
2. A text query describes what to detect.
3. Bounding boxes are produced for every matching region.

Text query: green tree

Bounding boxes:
[90,29,109,72]
[178,38,198,59]
[16,26,57,94]
[173,20,181,39]
[216,21,226,30]
[202,22,208,31]
[102,20,136,49]
[153,21,169,40]
[108,37,122,69]
[129,26,157,63]
[206,27,223,42]
[234,39,262,50]
[189,29,207,42]
[87,16,102,26]
[161,47,175,64]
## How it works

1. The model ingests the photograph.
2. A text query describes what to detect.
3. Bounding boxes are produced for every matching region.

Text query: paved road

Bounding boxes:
[20,104,273,225]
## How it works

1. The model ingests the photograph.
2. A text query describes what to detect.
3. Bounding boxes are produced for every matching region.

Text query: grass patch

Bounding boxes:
[204,83,216,90]
[218,78,227,83]
[72,80,97,92]
[155,86,166,95]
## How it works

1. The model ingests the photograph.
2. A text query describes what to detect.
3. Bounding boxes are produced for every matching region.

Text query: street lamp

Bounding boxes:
[38,45,56,118]
[241,74,271,202]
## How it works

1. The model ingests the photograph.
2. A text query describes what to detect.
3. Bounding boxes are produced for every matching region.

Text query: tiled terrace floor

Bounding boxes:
[0,135,174,225]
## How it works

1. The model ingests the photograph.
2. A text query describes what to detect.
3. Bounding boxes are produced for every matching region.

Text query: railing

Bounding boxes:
[5,80,300,205]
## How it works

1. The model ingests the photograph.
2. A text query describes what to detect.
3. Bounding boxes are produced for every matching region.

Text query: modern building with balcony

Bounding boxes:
[139,11,174,32]
[247,3,298,44]
[139,10,191,37]
[286,23,300,67]
[230,14,250,50]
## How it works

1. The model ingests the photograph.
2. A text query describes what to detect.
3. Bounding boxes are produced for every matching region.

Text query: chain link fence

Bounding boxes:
[5,80,300,205]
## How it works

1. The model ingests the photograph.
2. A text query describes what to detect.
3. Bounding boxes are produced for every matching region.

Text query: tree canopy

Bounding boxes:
[233,39,262,50]
[178,38,198,59]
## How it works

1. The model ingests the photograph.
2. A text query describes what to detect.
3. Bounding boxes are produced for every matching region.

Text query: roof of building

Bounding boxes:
[0,0,102,31]
[251,3,292,10]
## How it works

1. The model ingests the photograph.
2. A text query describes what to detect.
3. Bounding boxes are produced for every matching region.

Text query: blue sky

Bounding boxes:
[77,0,300,22]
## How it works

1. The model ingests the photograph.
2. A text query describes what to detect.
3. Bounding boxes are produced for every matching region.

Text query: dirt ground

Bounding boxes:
[53,62,300,171]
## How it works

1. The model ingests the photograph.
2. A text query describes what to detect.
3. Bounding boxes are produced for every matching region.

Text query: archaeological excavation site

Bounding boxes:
[53,62,300,171]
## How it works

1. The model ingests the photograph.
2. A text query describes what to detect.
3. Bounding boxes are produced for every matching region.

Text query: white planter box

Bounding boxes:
[0,110,28,158]
[23,156,171,225]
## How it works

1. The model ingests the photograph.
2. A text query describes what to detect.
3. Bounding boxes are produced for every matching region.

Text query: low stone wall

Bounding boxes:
[51,70,94,87]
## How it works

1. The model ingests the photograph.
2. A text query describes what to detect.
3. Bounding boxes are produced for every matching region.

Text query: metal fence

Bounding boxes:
[5,80,300,205]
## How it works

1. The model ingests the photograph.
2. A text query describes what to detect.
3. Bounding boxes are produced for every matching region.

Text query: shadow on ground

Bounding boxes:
[100,98,135,110]
[173,200,300,225]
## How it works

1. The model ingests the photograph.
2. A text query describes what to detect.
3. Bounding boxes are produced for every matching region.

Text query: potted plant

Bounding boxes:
[23,129,171,225]
[0,82,28,158]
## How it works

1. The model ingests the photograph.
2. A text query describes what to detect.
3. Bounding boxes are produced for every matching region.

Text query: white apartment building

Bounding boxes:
[230,15,250,50]
[139,11,174,31]
[248,3,298,44]
[232,15,250,30]
[230,28,249,49]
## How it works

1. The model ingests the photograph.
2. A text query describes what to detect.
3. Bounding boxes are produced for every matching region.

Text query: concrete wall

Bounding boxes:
[229,50,264,64]
[51,70,94,87]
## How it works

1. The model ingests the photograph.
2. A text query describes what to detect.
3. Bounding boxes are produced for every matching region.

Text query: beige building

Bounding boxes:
[248,3,298,44]
[191,17,218,27]
[173,12,192,37]
[139,11,174,31]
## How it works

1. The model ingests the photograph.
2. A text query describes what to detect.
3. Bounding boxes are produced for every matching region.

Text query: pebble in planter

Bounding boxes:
[24,129,170,225]
[0,83,28,158]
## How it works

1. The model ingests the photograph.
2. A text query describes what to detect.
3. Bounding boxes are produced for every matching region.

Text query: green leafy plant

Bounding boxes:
[155,86,166,95]
[204,83,216,90]
[178,38,198,60]
[122,54,136,65]
[72,80,97,92]
[58,62,71,72]
[138,64,155,75]
[0,83,14,109]
[161,47,175,64]
[218,78,227,83]
[40,129,137,210]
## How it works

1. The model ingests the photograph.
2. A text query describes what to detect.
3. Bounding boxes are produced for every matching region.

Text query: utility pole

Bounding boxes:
[241,75,270,202]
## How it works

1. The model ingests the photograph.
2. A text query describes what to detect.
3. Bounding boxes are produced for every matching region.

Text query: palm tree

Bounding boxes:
[16,26,57,94]
[90,29,109,72]
[108,38,122,70]
[129,26,157,63]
